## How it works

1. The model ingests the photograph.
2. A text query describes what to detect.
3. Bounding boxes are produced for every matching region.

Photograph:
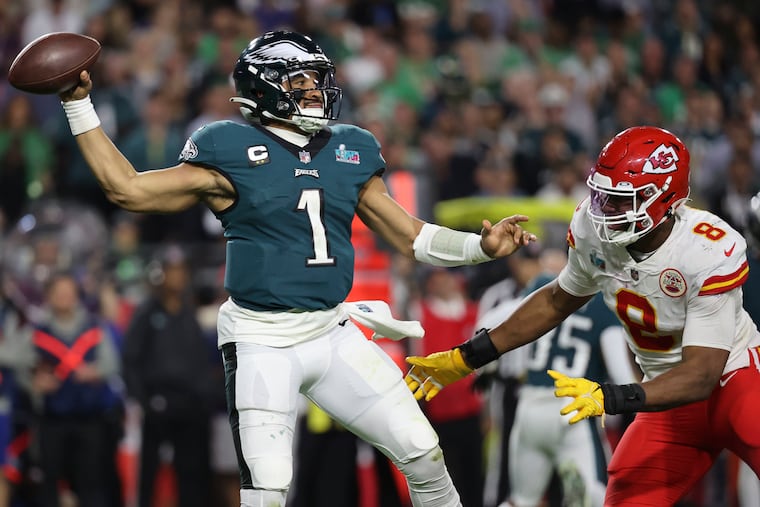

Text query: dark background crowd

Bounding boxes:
[0,0,758,506]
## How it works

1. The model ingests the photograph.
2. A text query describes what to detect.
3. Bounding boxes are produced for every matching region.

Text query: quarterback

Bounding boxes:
[407,126,760,506]
[57,31,535,507]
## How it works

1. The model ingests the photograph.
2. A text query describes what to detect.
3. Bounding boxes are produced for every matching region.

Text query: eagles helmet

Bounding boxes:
[587,126,691,246]
[231,31,342,133]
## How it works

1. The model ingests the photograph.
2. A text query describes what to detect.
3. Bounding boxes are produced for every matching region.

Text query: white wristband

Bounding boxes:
[413,223,493,266]
[463,232,493,263]
[61,95,101,136]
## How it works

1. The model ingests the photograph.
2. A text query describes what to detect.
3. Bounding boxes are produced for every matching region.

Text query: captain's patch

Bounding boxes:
[247,145,270,166]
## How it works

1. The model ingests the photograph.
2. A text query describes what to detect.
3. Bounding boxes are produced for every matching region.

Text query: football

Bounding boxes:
[8,32,101,95]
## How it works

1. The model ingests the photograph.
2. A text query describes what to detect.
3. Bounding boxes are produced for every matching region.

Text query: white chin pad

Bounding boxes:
[292,111,328,133]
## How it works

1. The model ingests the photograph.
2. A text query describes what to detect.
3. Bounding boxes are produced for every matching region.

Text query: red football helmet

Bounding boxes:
[586,126,691,245]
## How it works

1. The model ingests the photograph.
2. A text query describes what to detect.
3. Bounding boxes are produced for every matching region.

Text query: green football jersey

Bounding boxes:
[179,121,384,311]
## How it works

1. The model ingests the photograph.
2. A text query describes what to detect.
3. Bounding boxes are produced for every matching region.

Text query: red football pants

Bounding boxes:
[605,348,760,506]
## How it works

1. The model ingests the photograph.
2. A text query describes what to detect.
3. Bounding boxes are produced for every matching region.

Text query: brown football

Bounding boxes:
[8,32,101,95]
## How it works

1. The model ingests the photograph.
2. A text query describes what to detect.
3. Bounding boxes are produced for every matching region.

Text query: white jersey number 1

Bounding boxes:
[297,188,336,266]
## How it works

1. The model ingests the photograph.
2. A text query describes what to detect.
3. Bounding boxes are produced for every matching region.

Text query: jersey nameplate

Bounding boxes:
[295,168,319,178]
[247,145,271,166]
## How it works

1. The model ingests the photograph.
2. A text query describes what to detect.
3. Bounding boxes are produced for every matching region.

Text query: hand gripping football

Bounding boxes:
[8,32,101,94]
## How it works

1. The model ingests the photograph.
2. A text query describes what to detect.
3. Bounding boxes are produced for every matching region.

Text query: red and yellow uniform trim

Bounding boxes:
[699,260,749,295]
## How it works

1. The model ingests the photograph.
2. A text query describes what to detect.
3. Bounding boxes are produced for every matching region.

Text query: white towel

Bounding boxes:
[343,300,424,341]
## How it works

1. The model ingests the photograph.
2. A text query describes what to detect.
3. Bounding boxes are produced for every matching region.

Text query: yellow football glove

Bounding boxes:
[548,369,605,425]
[405,348,473,402]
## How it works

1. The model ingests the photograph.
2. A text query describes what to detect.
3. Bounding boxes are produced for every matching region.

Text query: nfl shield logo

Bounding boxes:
[631,269,639,281]
[299,150,311,164]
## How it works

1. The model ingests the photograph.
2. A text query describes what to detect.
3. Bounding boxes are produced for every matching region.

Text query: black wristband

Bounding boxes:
[600,383,646,414]
[456,328,500,370]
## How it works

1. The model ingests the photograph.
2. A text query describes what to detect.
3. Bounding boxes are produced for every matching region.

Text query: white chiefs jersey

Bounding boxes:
[558,200,760,380]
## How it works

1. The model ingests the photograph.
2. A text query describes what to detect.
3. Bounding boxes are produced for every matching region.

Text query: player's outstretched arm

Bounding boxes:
[356,175,536,263]
[405,280,590,401]
[58,71,232,214]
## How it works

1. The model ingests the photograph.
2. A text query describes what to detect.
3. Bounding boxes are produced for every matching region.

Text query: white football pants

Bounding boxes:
[508,386,610,507]
[224,320,462,507]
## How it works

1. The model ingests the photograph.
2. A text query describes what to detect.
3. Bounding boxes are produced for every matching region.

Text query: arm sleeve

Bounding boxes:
[682,291,737,351]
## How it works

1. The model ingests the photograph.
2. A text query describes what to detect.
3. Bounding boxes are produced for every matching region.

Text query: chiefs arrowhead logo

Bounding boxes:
[642,144,679,174]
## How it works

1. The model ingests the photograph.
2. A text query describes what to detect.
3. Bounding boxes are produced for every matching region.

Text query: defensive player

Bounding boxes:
[56,31,535,507]
[406,126,760,506]
[479,260,637,507]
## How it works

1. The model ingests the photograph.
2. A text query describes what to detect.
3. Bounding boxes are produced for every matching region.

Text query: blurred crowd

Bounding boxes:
[0,0,759,506]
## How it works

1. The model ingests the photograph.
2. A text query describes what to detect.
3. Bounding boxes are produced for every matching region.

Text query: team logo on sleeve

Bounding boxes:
[180,138,198,160]
[247,145,270,166]
[659,268,687,297]
[589,251,606,270]
[335,144,360,164]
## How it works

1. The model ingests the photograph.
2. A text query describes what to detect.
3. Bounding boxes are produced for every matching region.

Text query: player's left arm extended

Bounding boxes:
[406,280,590,401]
[550,292,734,424]
[356,175,536,263]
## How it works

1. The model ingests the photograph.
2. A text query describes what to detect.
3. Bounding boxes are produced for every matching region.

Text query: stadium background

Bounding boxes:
[0,0,758,506]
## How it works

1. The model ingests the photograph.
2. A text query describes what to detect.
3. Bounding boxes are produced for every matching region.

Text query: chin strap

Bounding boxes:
[290,114,328,133]
[229,96,258,123]
[229,96,327,133]
[289,105,329,133]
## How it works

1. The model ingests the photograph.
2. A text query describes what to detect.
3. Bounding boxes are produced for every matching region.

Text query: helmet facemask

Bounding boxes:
[587,173,681,246]
[277,66,342,133]
[232,60,342,133]
[586,127,692,247]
